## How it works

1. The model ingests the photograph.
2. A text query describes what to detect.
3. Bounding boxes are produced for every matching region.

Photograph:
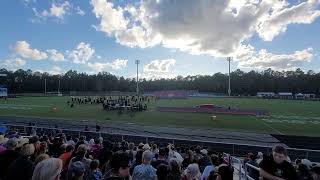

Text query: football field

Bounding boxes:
[1,96,320,137]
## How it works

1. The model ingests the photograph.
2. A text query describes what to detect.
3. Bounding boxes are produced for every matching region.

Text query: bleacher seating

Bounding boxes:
[0,123,319,180]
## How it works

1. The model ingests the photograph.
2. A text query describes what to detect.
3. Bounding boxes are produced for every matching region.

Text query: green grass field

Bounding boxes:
[1,96,320,136]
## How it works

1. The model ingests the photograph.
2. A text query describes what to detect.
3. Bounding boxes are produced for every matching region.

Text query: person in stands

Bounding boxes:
[105,152,131,180]
[151,148,168,168]
[87,159,102,180]
[34,153,50,166]
[156,164,169,180]
[167,158,182,180]
[68,144,92,179]
[0,138,20,179]
[90,138,103,159]
[6,143,35,180]
[181,163,201,180]
[216,164,234,180]
[132,150,157,180]
[66,135,76,146]
[259,145,296,180]
[69,161,86,180]
[311,165,320,180]
[247,154,260,180]
[31,158,62,180]
[201,154,220,180]
[59,144,75,179]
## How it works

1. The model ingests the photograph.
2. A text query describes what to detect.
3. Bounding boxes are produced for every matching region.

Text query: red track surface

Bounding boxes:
[157,106,268,116]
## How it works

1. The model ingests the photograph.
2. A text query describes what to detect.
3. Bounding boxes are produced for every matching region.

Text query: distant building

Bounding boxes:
[295,93,316,99]
[257,92,275,98]
[304,94,316,99]
[0,87,7,97]
[295,93,304,99]
[278,92,293,99]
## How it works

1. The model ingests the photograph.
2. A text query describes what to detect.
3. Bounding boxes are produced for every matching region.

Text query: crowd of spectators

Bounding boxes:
[0,126,320,180]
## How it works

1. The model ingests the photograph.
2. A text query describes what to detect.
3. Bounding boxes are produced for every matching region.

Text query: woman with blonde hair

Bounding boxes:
[34,153,50,166]
[181,163,201,180]
[32,158,62,180]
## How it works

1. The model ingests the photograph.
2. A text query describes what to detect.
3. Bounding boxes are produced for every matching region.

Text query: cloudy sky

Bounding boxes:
[1,0,320,78]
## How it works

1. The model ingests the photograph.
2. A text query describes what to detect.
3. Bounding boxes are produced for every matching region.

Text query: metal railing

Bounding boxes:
[4,123,320,180]
[226,152,261,180]
[2,122,320,161]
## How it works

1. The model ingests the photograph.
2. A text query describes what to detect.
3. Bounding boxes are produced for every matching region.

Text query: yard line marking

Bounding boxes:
[255,117,284,135]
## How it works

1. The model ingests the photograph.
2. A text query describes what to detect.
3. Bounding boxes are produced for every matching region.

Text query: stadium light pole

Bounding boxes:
[227,57,232,96]
[44,78,47,94]
[58,79,60,94]
[135,59,140,95]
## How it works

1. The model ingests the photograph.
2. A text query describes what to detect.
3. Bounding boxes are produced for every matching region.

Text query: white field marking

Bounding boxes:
[262,118,320,125]
[0,106,32,110]
[0,104,51,108]
[271,115,320,121]
[255,117,284,135]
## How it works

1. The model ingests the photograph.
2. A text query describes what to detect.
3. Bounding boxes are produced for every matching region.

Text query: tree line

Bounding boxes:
[0,68,320,95]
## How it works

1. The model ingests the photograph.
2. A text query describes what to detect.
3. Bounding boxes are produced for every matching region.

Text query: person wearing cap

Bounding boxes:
[181,163,201,180]
[132,150,157,180]
[151,148,168,168]
[143,143,151,151]
[259,145,296,180]
[0,138,20,179]
[6,143,35,180]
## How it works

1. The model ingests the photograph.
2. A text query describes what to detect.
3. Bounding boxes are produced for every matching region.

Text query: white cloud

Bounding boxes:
[107,59,128,70]
[36,66,64,75]
[144,59,176,73]
[67,42,95,64]
[235,44,313,70]
[88,62,108,72]
[257,0,320,41]
[90,0,128,35]
[11,41,65,62]
[141,59,176,79]
[87,59,128,72]
[12,41,48,60]
[76,6,85,16]
[36,1,70,19]
[90,0,320,69]
[48,66,64,75]
[46,49,65,61]
[2,58,26,70]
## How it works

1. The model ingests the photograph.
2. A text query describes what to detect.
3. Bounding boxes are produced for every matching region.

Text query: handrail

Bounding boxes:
[2,122,320,153]
[4,123,320,180]
[246,163,260,171]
